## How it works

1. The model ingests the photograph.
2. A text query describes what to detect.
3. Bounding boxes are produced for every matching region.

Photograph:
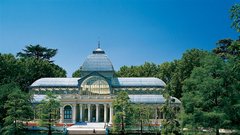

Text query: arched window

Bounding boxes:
[81,76,110,95]
[64,105,72,119]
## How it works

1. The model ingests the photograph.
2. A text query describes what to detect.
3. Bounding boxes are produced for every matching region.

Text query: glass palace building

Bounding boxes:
[30,47,180,124]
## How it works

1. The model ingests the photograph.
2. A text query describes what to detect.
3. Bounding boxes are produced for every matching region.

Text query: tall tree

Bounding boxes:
[1,85,33,135]
[17,44,57,62]
[157,61,178,84]
[17,58,66,92]
[180,54,240,135]
[169,49,207,99]
[160,91,180,135]
[112,91,134,134]
[36,93,61,135]
[0,54,19,85]
[0,84,17,128]
[131,104,156,134]
[0,53,66,92]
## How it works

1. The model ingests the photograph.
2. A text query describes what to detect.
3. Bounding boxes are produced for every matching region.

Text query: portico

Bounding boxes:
[60,102,113,124]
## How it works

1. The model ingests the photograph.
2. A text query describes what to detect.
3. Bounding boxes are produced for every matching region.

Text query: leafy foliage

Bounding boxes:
[0,45,66,133]
[157,61,177,84]
[0,84,18,127]
[114,49,207,99]
[36,93,61,134]
[116,62,158,77]
[112,91,134,133]
[230,3,240,32]
[180,54,240,134]
[0,54,66,92]
[17,44,57,62]
[161,92,180,135]
[72,68,81,77]
[132,104,157,133]
[0,84,33,135]
[18,58,66,91]
[213,38,240,59]
[0,54,19,85]
[169,49,208,99]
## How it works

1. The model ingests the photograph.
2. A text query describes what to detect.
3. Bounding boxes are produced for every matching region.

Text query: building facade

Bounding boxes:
[30,47,180,124]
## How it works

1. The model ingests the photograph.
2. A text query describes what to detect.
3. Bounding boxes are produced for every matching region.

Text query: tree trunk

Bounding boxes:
[48,113,52,135]
[216,128,219,135]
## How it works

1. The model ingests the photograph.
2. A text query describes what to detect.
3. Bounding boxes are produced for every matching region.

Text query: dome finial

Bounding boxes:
[93,41,105,54]
[98,41,100,48]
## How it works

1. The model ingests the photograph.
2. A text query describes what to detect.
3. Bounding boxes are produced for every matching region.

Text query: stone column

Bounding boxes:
[80,104,83,122]
[155,107,158,124]
[104,104,107,123]
[60,106,64,123]
[88,104,91,122]
[72,104,76,123]
[96,104,99,122]
[109,104,113,124]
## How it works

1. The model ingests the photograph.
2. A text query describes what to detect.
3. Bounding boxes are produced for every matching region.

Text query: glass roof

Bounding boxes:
[81,48,114,72]
[30,78,80,87]
[129,95,181,104]
[112,77,166,87]
[30,77,166,88]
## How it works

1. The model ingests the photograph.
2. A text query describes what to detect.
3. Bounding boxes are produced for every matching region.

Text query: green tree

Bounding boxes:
[116,62,158,77]
[230,3,240,32]
[213,3,240,60]
[36,93,61,135]
[116,65,139,77]
[0,54,19,86]
[213,38,240,59]
[0,53,66,92]
[161,94,180,135]
[138,62,158,77]
[0,84,17,128]
[131,104,155,134]
[17,44,57,62]
[157,61,178,84]
[17,58,66,92]
[1,85,33,135]
[72,68,81,77]
[213,39,233,59]
[169,49,207,99]
[112,91,134,134]
[181,54,240,135]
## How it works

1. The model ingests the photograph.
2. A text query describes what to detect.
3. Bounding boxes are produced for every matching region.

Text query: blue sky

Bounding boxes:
[0,0,239,77]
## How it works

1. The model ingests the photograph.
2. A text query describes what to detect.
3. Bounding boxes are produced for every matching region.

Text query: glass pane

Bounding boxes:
[81,76,110,95]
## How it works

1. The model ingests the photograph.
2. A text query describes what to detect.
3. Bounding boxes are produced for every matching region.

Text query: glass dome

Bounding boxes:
[80,47,114,72]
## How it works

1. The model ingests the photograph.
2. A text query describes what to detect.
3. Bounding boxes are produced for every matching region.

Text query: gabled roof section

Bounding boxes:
[112,77,166,87]
[30,78,80,87]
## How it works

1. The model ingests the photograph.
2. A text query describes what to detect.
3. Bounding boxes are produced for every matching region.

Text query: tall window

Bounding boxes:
[64,105,72,119]
[81,76,110,95]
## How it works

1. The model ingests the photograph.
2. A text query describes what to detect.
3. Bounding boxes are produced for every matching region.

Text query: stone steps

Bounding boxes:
[67,122,107,135]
